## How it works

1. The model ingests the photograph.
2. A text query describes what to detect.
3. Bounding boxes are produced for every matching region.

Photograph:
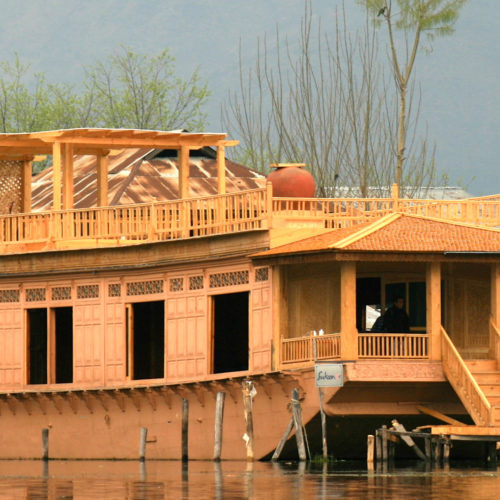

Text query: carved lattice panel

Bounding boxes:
[0,289,20,303]
[255,267,269,282]
[51,286,72,301]
[126,279,164,296]
[209,270,249,288]
[189,276,204,291]
[77,284,100,300]
[108,283,121,297]
[26,288,46,302]
[169,278,184,292]
[0,160,23,214]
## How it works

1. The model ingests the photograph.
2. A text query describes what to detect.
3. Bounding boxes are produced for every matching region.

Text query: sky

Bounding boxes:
[0,0,498,195]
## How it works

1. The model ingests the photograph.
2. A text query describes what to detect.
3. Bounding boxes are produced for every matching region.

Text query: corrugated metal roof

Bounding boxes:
[31,148,266,210]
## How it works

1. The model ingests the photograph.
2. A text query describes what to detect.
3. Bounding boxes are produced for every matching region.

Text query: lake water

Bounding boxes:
[0,460,498,499]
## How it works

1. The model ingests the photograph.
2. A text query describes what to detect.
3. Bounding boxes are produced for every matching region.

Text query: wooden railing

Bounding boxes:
[441,326,493,426]
[281,334,341,364]
[358,333,429,358]
[490,318,500,366]
[0,187,268,247]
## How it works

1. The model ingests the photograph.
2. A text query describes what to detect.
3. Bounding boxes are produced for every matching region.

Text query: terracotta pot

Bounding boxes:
[267,163,315,198]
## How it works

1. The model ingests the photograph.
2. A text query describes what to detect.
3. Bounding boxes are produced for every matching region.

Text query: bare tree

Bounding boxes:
[359,0,467,185]
[222,2,438,197]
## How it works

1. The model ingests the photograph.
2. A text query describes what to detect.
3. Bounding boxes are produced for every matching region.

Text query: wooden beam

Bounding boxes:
[340,261,358,360]
[21,160,32,213]
[216,144,226,195]
[416,405,465,426]
[426,262,441,360]
[52,142,62,211]
[96,153,109,207]
[62,143,74,209]
[178,146,190,199]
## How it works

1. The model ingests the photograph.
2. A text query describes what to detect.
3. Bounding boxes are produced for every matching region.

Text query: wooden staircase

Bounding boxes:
[466,360,500,426]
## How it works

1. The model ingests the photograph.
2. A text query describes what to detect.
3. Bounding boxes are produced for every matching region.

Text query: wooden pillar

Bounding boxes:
[216,144,226,195]
[340,261,358,360]
[62,144,74,209]
[178,146,190,199]
[52,142,62,211]
[21,160,32,213]
[96,153,109,207]
[426,262,442,360]
[272,265,282,371]
[490,263,500,358]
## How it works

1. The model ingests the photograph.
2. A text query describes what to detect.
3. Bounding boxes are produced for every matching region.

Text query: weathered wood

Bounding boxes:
[425,436,432,462]
[213,391,226,461]
[271,418,294,461]
[42,428,49,460]
[391,420,426,461]
[381,425,388,462]
[182,398,189,462]
[433,438,442,463]
[242,381,255,461]
[375,429,382,462]
[429,425,500,436]
[426,262,441,360]
[291,388,306,461]
[139,427,147,461]
[367,434,375,465]
[416,405,465,426]
[313,338,328,460]
[443,437,451,463]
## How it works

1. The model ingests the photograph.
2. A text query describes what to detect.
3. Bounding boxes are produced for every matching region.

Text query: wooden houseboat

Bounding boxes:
[0,129,499,460]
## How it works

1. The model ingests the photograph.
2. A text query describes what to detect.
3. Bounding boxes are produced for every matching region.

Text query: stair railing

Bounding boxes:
[491,318,500,366]
[441,326,493,426]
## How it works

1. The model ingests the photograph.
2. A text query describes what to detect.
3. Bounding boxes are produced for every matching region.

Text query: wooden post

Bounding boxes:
[21,160,32,213]
[491,263,500,360]
[271,265,282,371]
[96,152,109,207]
[433,438,442,464]
[486,441,497,467]
[340,261,358,360]
[392,183,399,211]
[272,418,294,461]
[52,142,62,211]
[381,425,388,462]
[178,146,190,199]
[367,434,375,467]
[375,429,382,463]
[391,419,426,461]
[425,435,432,462]
[216,144,226,195]
[266,181,274,229]
[214,391,226,461]
[62,143,74,209]
[426,262,442,361]
[42,428,49,460]
[443,438,450,463]
[139,427,147,461]
[182,398,189,462]
[313,339,328,460]
[291,388,306,461]
[242,381,255,461]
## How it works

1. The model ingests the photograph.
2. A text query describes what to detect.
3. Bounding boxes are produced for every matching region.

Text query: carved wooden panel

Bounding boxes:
[255,267,269,282]
[77,284,99,300]
[108,283,121,297]
[209,270,249,288]
[169,278,184,292]
[104,302,125,383]
[51,286,72,301]
[126,280,163,296]
[0,160,22,214]
[0,306,23,386]
[25,288,46,302]
[189,275,204,291]
[250,285,272,371]
[0,289,20,303]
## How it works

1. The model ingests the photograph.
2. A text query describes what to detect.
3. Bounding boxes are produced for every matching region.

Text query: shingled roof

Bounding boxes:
[254,213,500,258]
[31,148,265,210]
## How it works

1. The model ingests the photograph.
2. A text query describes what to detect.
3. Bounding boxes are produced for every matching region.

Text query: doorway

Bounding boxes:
[53,307,73,383]
[129,301,165,380]
[212,292,249,374]
[27,308,48,384]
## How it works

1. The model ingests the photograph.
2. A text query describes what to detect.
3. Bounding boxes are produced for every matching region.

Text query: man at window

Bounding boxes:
[383,296,410,333]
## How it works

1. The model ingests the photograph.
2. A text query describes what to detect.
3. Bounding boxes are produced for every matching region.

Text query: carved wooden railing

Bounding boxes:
[358,333,429,359]
[491,318,500,366]
[441,326,493,426]
[281,334,341,364]
[0,187,268,247]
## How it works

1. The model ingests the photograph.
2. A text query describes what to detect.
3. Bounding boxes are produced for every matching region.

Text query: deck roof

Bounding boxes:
[255,213,500,258]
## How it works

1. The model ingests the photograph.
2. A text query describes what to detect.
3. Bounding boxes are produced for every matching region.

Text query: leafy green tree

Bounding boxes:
[357,0,467,185]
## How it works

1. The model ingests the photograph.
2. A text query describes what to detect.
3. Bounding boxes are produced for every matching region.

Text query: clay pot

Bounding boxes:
[267,163,315,198]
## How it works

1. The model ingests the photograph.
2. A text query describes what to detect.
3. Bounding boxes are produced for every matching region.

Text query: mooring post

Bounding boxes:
[375,429,382,464]
[442,436,450,464]
[381,425,388,462]
[139,427,148,461]
[214,391,226,461]
[291,388,307,461]
[367,434,375,468]
[424,435,432,462]
[433,437,442,465]
[242,381,255,461]
[182,398,189,462]
[313,337,328,460]
[42,428,49,461]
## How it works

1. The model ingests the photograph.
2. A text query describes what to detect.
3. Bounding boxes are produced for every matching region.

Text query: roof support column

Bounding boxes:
[178,146,190,199]
[52,142,62,211]
[426,262,442,361]
[96,152,109,207]
[272,265,283,371]
[490,263,500,360]
[216,143,226,195]
[21,160,32,213]
[340,261,358,360]
[62,143,74,209]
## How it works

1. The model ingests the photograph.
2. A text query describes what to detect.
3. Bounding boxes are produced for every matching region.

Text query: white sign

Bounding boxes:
[314,363,343,387]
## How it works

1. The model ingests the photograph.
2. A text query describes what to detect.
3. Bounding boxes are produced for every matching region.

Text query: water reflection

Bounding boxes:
[0,459,498,499]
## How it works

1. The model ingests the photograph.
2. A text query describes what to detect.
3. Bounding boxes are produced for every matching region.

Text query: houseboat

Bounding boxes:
[0,129,499,460]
